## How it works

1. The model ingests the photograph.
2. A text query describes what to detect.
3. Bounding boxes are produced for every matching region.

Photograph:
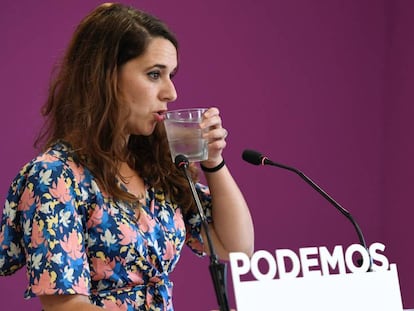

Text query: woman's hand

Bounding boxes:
[198,107,254,260]
[200,107,228,167]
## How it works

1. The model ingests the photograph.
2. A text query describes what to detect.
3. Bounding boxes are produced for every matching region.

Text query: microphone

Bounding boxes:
[242,149,372,271]
[174,154,190,169]
[243,149,295,171]
[174,154,230,311]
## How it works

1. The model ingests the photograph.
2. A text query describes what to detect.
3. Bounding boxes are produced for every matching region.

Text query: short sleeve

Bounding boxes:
[184,182,212,256]
[1,156,91,298]
[0,164,31,275]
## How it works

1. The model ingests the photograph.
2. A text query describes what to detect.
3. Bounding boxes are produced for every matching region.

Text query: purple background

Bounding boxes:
[1,0,413,309]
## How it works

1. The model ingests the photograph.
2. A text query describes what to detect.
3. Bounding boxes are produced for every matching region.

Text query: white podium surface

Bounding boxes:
[230,245,404,311]
[232,264,402,311]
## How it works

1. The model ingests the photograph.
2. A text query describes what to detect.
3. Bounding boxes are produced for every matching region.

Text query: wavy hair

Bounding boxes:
[35,3,197,213]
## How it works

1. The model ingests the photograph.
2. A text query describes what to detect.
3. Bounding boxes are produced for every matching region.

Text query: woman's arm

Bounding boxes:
[203,163,254,259]
[200,108,254,260]
[40,295,104,311]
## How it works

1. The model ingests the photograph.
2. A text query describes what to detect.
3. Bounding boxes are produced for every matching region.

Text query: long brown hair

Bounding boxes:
[35,3,197,213]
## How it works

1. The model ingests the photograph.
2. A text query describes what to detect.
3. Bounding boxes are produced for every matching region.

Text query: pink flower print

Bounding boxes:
[31,271,58,295]
[40,154,59,163]
[137,213,156,234]
[117,223,138,245]
[18,188,36,211]
[60,230,83,260]
[31,220,45,248]
[173,208,185,231]
[87,206,104,228]
[49,176,72,203]
[185,234,205,255]
[67,161,85,184]
[72,275,89,294]
[102,299,129,311]
[162,240,175,261]
[91,256,115,281]
[127,269,144,284]
[149,199,155,214]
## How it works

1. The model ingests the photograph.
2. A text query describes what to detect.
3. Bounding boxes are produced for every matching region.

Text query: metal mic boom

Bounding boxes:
[242,149,372,271]
[174,154,230,311]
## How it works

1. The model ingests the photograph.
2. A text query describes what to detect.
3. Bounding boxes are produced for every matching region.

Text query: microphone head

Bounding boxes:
[242,149,264,165]
[174,154,189,169]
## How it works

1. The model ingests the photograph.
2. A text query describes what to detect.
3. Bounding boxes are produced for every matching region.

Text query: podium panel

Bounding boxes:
[230,248,404,311]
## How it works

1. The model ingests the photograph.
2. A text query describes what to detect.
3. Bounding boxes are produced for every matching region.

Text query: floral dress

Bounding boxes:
[0,142,211,310]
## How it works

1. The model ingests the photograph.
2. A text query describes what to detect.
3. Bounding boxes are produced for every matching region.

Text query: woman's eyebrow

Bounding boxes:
[146,64,167,70]
[146,64,178,73]
[153,64,167,69]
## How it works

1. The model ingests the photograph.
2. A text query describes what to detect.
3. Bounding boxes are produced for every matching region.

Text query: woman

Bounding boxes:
[0,3,254,310]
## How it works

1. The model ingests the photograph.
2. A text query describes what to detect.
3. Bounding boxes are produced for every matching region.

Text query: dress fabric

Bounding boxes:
[0,141,212,310]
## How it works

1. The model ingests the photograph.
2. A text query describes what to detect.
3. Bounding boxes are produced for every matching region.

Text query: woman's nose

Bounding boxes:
[160,79,177,103]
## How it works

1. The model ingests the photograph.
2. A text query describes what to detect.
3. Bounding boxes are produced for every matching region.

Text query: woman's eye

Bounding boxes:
[148,71,161,80]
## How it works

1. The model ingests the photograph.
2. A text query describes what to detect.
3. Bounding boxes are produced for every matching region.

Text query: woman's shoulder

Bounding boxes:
[5,141,98,216]
[12,141,89,190]
[33,140,80,168]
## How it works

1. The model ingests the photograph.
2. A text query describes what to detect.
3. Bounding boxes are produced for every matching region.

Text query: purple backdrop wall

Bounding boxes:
[1,0,413,310]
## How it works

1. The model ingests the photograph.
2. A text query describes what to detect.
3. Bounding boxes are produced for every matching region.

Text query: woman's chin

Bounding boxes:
[128,123,156,136]
[138,126,156,136]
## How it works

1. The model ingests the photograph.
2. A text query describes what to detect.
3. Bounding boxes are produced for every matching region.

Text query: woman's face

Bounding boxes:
[118,37,178,136]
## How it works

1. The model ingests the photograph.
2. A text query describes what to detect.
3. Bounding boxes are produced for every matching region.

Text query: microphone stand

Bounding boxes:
[175,155,230,311]
[243,150,372,272]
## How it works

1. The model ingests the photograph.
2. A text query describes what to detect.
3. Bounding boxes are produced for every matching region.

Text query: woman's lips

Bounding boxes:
[154,111,166,122]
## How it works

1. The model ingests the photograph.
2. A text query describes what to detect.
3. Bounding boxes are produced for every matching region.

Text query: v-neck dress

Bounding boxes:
[0,141,212,310]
